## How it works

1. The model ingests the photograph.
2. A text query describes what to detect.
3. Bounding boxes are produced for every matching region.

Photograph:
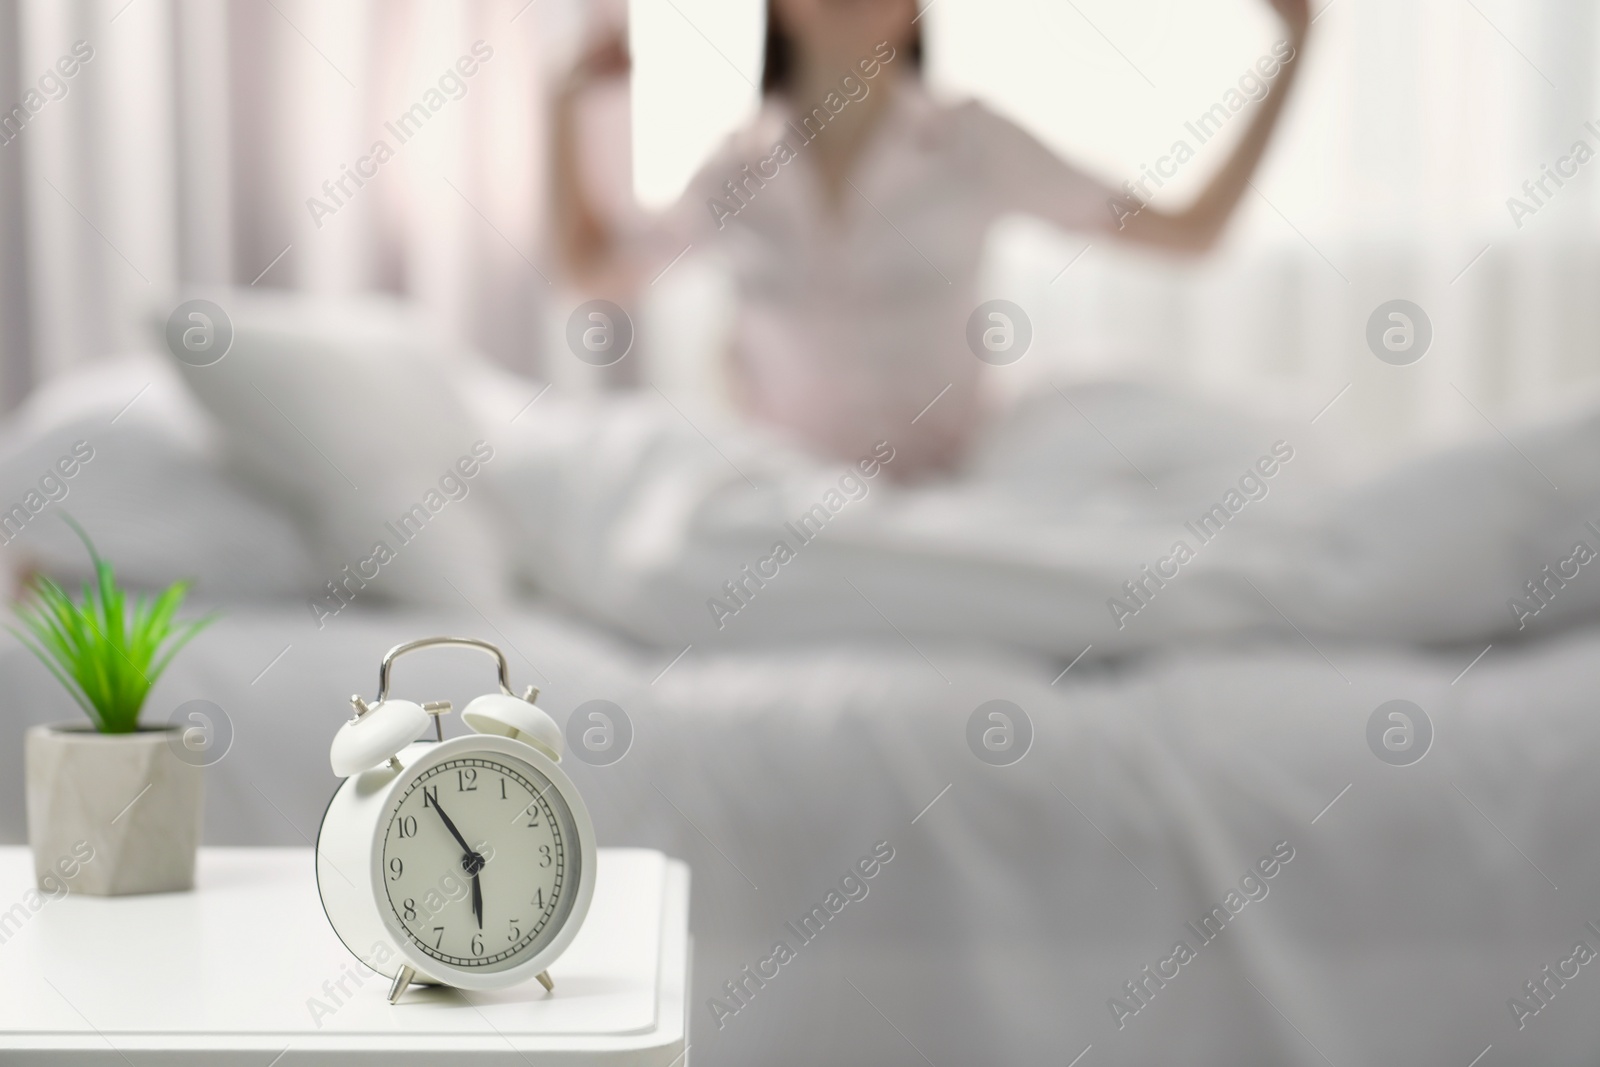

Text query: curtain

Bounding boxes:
[636,0,1600,471]
[3,0,1599,471]
[945,0,1600,470]
[0,0,561,409]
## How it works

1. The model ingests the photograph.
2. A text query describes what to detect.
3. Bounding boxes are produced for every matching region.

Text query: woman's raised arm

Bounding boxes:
[551,29,640,296]
[1116,0,1311,255]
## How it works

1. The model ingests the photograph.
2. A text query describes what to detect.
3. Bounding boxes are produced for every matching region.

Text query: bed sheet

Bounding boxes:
[4,602,1597,1066]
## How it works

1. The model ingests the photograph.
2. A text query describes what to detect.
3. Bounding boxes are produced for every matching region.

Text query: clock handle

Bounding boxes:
[374,637,516,702]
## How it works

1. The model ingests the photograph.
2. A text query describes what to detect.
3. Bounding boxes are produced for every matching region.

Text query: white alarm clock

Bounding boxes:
[315,636,596,1004]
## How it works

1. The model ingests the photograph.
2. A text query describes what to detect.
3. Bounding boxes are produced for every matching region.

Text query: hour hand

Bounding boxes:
[471,873,483,929]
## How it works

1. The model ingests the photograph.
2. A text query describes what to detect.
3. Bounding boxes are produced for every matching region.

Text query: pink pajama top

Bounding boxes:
[664,81,1118,477]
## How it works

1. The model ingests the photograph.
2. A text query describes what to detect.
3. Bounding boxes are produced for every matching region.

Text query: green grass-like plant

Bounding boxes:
[8,517,214,734]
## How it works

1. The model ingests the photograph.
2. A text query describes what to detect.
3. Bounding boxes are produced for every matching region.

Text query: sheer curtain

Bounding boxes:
[634,0,1600,473]
[3,0,1599,471]
[959,0,1600,472]
[0,0,567,408]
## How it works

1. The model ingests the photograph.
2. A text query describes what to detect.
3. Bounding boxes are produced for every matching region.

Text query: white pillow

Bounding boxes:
[0,352,315,598]
[157,290,514,615]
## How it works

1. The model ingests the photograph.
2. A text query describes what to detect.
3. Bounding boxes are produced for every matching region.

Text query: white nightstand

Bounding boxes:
[0,846,689,1065]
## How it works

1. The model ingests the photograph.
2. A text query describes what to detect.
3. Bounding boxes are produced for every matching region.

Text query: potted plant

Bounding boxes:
[10,519,214,895]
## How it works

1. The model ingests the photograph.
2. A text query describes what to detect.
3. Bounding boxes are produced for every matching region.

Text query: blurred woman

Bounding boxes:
[554,0,1310,478]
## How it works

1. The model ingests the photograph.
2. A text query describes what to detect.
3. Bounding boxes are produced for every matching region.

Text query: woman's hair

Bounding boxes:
[761,1,923,95]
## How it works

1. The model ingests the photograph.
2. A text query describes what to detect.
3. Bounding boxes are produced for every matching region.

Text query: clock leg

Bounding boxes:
[388,964,417,1004]
[536,971,554,993]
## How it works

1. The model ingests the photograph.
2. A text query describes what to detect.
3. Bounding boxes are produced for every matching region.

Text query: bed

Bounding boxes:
[2,292,1597,1066]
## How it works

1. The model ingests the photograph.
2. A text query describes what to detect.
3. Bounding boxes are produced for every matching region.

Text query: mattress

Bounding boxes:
[5,602,1597,1066]
[5,310,1598,1064]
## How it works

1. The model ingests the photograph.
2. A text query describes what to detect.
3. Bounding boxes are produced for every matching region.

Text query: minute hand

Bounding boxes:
[429,796,475,857]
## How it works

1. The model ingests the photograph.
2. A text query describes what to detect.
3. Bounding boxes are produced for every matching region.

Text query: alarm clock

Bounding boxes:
[315,636,596,1004]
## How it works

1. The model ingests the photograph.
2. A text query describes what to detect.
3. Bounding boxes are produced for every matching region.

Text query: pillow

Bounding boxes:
[155,289,514,617]
[0,352,315,598]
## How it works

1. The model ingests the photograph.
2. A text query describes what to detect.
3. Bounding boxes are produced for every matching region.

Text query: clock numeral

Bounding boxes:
[508,919,522,942]
[433,926,445,949]
[396,815,418,839]
[457,768,478,792]
[402,898,417,921]
[539,844,552,868]
[422,785,438,809]
[499,777,507,800]
[388,857,403,881]
[525,807,541,828]
[532,887,544,909]
[471,932,484,957]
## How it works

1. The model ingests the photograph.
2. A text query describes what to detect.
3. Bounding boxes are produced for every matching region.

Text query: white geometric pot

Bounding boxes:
[25,724,203,896]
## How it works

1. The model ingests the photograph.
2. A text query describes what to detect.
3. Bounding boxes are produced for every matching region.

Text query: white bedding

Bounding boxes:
[3,602,1598,1065]
[480,370,1600,658]
[3,299,1599,1065]
[21,300,1599,665]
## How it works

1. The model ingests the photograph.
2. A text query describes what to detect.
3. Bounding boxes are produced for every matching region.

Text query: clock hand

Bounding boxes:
[429,795,488,930]
[428,796,475,858]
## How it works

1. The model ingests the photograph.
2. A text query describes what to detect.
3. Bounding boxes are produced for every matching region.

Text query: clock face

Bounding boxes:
[380,752,580,973]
